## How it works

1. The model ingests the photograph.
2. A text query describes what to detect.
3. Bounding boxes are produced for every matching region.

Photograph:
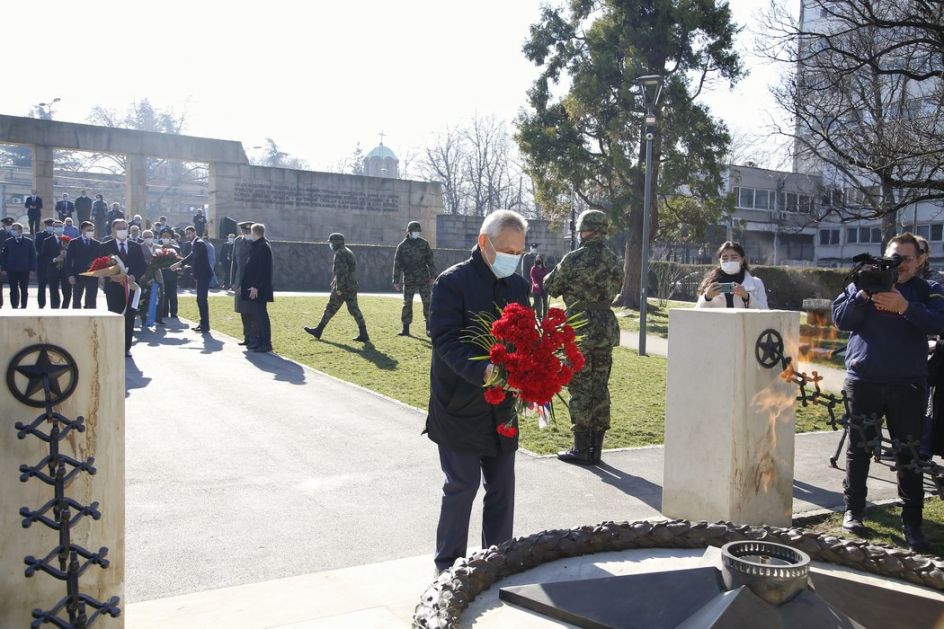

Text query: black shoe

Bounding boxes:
[354,325,370,342]
[397,324,410,336]
[842,511,868,536]
[591,431,606,465]
[304,325,323,340]
[191,326,204,332]
[238,340,249,346]
[557,432,594,465]
[903,523,931,553]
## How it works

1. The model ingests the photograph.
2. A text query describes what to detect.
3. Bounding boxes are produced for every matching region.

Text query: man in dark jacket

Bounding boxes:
[34,217,55,308]
[24,190,43,236]
[231,221,255,346]
[833,232,944,553]
[172,226,212,333]
[193,208,207,238]
[427,209,530,575]
[42,219,72,308]
[1,223,36,308]
[242,223,274,353]
[219,233,235,289]
[75,190,93,223]
[55,193,75,221]
[67,221,101,309]
[92,194,108,237]
[100,218,147,356]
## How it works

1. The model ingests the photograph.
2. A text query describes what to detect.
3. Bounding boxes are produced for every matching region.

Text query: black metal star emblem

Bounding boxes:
[755,329,784,369]
[6,344,78,408]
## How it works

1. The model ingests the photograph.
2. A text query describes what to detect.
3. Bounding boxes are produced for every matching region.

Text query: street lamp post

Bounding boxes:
[637,74,663,357]
[36,97,60,120]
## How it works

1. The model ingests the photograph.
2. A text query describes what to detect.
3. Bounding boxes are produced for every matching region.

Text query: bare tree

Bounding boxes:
[249,138,309,170]
[420,126,467,214]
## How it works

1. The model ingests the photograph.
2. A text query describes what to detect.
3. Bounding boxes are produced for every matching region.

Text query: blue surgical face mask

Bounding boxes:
[487,237,522,279]
[54,227,64,235]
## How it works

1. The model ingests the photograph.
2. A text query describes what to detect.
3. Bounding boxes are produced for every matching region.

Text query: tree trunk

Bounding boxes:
[619,226,643,308]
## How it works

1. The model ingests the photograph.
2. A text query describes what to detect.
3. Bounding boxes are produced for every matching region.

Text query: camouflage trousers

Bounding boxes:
[402,283,431,327]
[318,291,366,328]
[567,348,613,432]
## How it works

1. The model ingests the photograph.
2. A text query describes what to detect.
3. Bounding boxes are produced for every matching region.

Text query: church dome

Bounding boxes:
[367,144,398,160]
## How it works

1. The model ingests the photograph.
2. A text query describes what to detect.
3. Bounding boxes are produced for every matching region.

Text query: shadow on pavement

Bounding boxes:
[136,325,192,347]
[198,334,225,354]
[793,479,845,511]
[586,461,663,511]
[125,357,151,396]
[320,339,399,370]
[243,351,306,384]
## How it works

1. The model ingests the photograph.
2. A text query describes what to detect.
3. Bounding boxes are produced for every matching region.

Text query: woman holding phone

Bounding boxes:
[695,241,769,309]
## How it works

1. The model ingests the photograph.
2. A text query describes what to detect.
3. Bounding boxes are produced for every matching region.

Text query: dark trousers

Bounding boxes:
[249,300,271,348]
[103,283,135,352]
[532,292,548,320]
[160,270,178,316]
[844,378,925,525]
[240,312,255,344]
[71,276,98,309]
[49,275,72,308]
[8,271,29,308]
[434,446,515,571]
[37,271,47,308]
[196,277,210,329]
[28,210,41,237]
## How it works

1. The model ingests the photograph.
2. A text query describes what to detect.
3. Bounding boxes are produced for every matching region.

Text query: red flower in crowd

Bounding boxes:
[489,344,508,364]
[60,235,72,244]
[87,256,113,272]
[496,422,518,438]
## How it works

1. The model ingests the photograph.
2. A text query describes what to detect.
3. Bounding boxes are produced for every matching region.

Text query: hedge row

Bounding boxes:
[649,261,850,311]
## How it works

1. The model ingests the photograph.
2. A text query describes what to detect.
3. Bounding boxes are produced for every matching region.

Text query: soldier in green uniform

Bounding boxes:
[544,209,623,465]
[305,232,370,342]
[392,220,436,336]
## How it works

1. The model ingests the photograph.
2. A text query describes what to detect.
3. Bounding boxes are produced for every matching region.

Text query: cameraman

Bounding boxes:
[833,233,944,552]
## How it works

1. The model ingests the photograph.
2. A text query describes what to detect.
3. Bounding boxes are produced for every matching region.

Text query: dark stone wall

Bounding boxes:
[436,214,572,261]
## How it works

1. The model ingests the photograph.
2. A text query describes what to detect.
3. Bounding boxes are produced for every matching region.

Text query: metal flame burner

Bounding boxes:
[721,541,810,605]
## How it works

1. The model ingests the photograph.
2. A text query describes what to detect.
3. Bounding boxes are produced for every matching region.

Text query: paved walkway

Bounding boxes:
[121,314,901,609]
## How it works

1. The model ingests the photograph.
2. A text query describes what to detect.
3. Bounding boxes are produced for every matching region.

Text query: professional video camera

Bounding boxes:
[849,252,901,294]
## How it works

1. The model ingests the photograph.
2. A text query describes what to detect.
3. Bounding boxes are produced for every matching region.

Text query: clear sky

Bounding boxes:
[3,0,791,172]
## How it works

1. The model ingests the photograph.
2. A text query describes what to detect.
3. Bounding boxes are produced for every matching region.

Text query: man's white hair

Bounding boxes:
[479,209,528,240]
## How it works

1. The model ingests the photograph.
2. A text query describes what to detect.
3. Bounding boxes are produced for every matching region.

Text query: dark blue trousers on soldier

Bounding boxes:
[434,447,515,571]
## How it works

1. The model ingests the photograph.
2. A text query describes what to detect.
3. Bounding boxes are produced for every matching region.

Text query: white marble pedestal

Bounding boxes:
[662,309,800,527]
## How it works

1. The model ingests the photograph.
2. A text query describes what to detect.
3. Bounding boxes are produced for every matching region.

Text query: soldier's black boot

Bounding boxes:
[304,323,325,340]
[557,432,593,465]
[398,324,410,336]
[353,324,370,342]
[591,431,606,464]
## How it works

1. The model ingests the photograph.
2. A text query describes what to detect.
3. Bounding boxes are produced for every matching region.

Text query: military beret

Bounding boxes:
[237,220,254,229]
[577,209,609,233]
[407,221,422,232]
[159,227,175,235]
[328,233,345,243]
[1,217,14,225]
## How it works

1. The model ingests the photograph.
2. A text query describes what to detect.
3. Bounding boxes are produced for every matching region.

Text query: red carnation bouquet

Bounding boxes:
[54,235,72,268]
[464,303,586,438]
[148,247,181,270]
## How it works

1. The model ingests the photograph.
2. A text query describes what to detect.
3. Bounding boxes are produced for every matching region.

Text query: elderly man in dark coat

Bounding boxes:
[1,222,37,308]
[426,209,530,576]
[172,226,212,333]
[99,218,146,356]
[231,221,255,346]
[242,223,274,353]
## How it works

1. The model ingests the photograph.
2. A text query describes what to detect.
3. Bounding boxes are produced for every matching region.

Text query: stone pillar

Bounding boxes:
[0,311,125,628]
[662,309,800,527]
[32,144,54,220]
[126,153,147,216]
[208,161,242,239]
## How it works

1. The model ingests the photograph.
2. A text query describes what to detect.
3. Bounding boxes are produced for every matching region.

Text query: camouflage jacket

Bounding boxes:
[393,237,436,285]
[331,246,358,295]
[544,240,624,349]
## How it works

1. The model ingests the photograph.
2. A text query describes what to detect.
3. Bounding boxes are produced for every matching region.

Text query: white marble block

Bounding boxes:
[1,310,125,628]
[662,309,800,527]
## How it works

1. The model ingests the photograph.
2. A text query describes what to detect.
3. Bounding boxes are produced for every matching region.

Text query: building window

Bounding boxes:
[847,228,858,244]
[819,229,839,245]
[872,228,882,243]
[917,224,931,240]
[737,187,754,209]
[857,227,883,244]
[932,224,943,241]
[754,190,772,210]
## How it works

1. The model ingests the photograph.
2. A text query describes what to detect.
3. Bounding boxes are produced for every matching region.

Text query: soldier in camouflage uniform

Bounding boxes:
[544,210,623,465]
[392,220,436,336]
[304,232,370,342]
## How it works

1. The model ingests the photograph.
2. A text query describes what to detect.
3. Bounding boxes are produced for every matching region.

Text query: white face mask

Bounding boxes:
[115,229,128,240]
[409,231,420,239]
[144,237,154,245]
[54,227,64,235]
[721,260,742,275]
[161,237,171,245]
[228,237,235,243]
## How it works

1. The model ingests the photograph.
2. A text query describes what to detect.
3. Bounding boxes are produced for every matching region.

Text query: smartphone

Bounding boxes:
[718,282,734,294]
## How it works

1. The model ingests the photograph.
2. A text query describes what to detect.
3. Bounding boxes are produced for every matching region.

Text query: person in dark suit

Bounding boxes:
[158,227,180,319]
[193,208,207,238]
[105,203,124,236]
[34,217,55,308]
[242,223,274,352]
[0,216,13,307]
[24,190,44,236]
[55,193,75,221]
[172,225,212,333]
[1,223,37,308]
[219,233,235,289]
[426,210,530,576]
[66,221,101,309]
[75,190,93,223]
[92,194,108,237]
[42,219,72,308]
[100,218,146,356]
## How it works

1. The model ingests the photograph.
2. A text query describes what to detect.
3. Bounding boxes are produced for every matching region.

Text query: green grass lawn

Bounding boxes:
[809,499,944,557]
[179,295,835,455]
[615,299,695,338]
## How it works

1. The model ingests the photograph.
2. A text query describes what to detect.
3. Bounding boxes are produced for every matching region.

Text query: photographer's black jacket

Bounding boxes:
[833,278,944,383]
[425,247,529,456]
